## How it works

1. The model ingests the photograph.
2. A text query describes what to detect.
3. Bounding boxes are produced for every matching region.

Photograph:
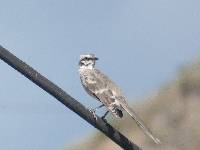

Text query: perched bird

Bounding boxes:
[78,53,160,144]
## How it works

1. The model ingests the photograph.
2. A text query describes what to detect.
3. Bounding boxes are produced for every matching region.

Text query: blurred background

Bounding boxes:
[0,0,200,150]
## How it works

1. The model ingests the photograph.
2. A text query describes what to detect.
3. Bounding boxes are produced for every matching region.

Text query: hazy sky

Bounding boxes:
[0,0,200,149]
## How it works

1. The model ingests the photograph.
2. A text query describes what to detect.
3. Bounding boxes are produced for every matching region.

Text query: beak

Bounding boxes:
[94,57,99,60]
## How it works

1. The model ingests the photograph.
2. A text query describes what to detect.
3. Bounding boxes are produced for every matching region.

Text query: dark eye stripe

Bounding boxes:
[85,57,92,60]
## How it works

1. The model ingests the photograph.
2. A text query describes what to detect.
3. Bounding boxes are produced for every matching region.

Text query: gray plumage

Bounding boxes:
[78,54,160,144]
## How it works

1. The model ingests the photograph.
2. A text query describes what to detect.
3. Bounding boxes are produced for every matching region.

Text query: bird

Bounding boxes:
[78,53,160,144]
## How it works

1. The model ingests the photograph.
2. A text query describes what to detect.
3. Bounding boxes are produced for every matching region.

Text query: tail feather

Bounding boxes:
[121,103,161,144]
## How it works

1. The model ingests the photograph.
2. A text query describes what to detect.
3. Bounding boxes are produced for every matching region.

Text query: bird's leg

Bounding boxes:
[101,111,109,122]
[89,104,104,120]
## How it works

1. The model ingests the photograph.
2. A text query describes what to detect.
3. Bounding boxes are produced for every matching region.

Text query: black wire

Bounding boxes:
[0,45,141,150]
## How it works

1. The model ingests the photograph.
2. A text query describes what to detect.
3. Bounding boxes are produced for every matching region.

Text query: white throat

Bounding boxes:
[79,64,94,70]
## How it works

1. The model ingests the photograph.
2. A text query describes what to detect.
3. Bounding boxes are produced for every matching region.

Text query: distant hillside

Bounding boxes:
[68,59,200,150]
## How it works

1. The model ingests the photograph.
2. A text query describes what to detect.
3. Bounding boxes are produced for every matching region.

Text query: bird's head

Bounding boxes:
[79,54,98,69]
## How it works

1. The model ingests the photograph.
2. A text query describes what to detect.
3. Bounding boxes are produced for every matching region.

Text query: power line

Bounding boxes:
[0,45,141,150]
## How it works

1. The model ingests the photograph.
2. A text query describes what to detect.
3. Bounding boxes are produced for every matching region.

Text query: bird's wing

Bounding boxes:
[95,89,123,118]
[120,100,161,144]
[83,69,120,96]
[83,69,123,117]
[87,69,160,143]
[94,69,124,95]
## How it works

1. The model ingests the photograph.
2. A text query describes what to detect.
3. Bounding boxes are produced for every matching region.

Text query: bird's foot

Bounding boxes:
[101,111,109,123]
[101,116,107,123]
[89,108,97,120]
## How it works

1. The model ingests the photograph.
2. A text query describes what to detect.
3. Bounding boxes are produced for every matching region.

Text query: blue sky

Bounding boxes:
[0,0,200,149]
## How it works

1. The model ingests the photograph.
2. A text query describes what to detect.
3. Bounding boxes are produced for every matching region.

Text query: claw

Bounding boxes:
[89,108,97,120]
[101,116,107,123]
[101,111,109,123]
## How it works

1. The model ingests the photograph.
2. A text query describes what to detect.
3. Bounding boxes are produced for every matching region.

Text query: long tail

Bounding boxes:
[121,102,161,144]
